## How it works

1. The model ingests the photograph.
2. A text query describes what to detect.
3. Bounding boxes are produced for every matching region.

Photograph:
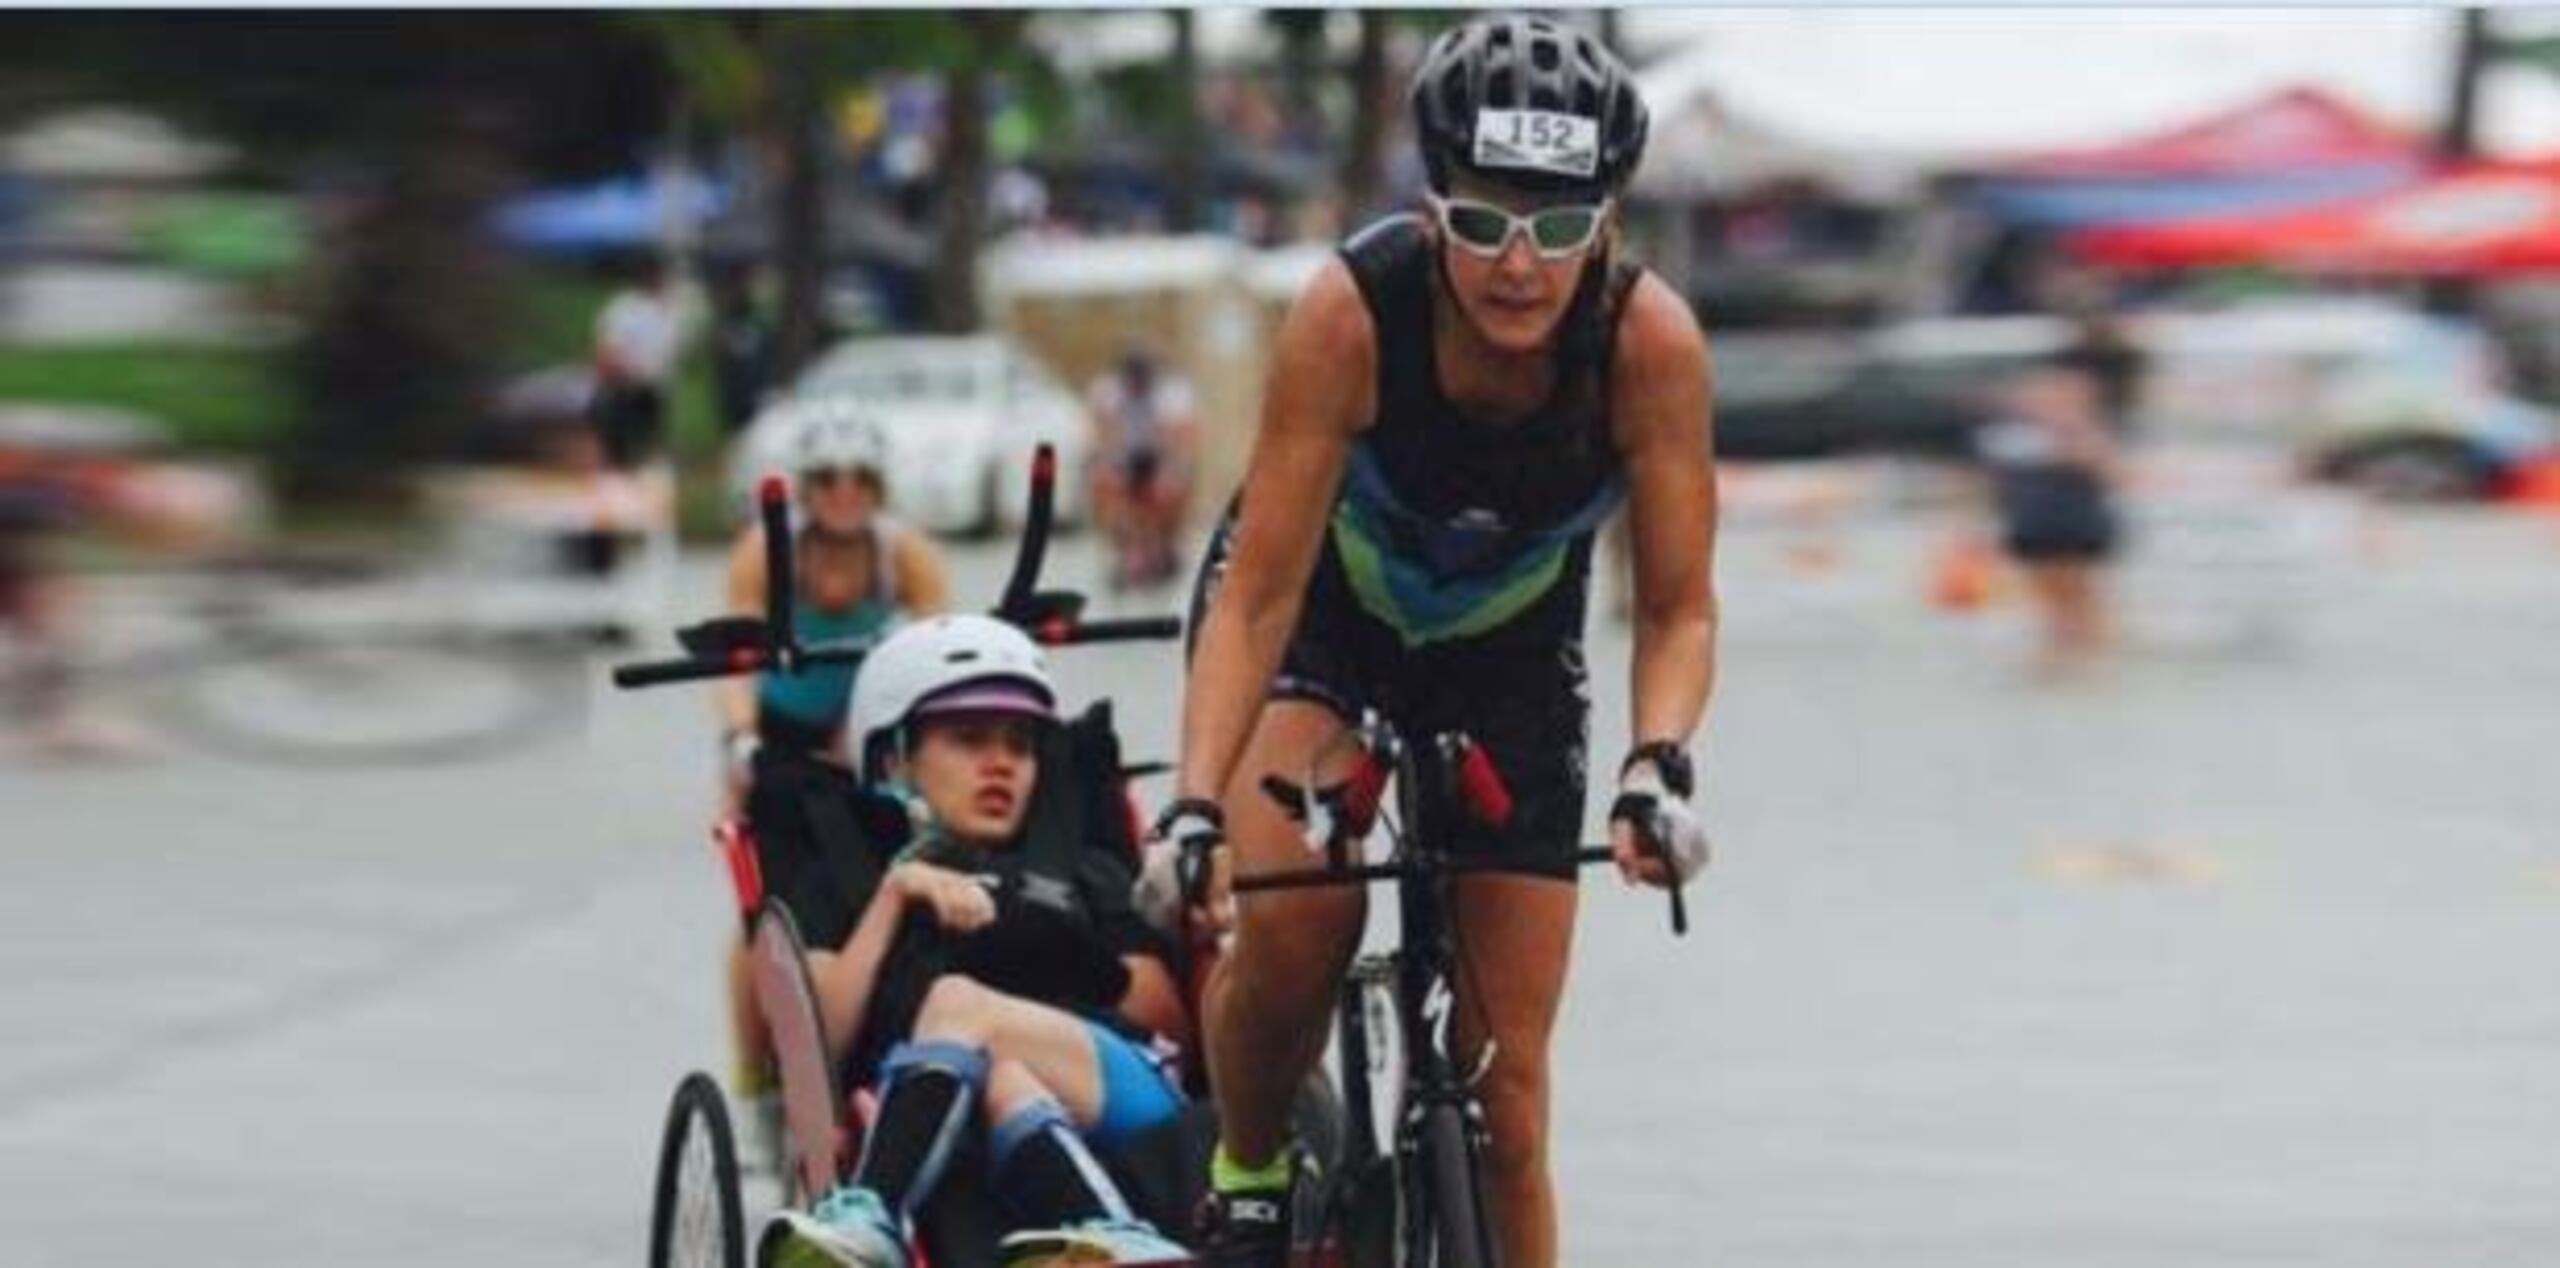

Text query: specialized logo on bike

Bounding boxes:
[1227,1197,1284,1224]
[1473,108,1599,179]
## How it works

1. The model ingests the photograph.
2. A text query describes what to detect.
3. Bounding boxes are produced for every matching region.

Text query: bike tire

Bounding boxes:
[1414,1103,1493,1268]
[650,1071,748,1268]
[161,631,585,768]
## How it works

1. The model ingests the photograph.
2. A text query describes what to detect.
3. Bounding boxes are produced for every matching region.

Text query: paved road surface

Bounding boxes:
[5,500,2556,1266]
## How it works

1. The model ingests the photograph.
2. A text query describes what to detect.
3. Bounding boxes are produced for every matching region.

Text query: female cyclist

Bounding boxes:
[1146,16,1718,1267]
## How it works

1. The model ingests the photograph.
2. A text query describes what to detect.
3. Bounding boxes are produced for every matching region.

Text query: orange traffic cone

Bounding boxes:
[1931,535,1999,612]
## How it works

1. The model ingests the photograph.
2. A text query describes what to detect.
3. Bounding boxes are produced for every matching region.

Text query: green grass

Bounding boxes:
[0,340,292,453]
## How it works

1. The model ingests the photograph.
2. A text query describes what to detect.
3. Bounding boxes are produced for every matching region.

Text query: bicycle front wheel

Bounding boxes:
[1411,1102,1494,1268]
[649,1071,747,1268]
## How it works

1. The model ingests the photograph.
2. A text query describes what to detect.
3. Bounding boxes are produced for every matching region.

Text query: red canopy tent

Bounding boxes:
[2070,159,2560,275]
[1994,86,2420,179]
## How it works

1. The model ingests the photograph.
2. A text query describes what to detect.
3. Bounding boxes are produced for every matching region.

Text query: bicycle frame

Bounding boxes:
[1241,717,1543,1268]
[1237,711,1686,1268]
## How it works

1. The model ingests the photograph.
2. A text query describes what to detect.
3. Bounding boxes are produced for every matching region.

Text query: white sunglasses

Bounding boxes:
[1429,193,1613,259]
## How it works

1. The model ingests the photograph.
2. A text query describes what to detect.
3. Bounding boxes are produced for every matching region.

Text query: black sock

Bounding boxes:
[849,1041,984,1217]
[991,1098,1128,1228]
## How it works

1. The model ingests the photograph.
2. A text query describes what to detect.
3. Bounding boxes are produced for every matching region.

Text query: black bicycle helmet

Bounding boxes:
[1410,13,1650,199]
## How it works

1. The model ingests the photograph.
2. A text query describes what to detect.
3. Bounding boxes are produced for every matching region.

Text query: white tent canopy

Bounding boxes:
[1,106,232,183]
[1632,90,1931,205]
[1628,11,2560,186]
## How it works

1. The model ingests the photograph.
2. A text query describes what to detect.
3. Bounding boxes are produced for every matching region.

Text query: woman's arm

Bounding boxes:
[892,528,952,617]
[1174,259,1374,807]
[805,869,913,1061]
[1611,275,1720,754]
[1115,953,1191,1051]
[716,528,768,814]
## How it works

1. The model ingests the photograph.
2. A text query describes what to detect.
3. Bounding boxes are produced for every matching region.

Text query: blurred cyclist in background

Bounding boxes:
[2,445,117,759]
[717,402,951,1162]
[2,419,234,760]
[1086,345,1200,592]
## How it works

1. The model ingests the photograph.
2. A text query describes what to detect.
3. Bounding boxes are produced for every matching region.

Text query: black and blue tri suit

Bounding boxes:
[1192,214,1646,879]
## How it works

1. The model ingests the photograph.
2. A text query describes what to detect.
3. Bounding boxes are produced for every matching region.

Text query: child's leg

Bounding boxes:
[984,1060,1131,1228]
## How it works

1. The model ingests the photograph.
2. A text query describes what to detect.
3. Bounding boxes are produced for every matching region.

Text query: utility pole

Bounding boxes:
[2442,8,2489,159]
[2427,7,2491,314]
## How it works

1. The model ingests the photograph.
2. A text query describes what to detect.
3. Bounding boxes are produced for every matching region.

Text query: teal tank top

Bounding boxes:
[757,520,905,735]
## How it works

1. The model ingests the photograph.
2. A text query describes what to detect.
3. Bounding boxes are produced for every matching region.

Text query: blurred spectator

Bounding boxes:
[706,260,775,442]
[590,254,681,470]
[1084,345,1199,590]
[1977,355,2126,680]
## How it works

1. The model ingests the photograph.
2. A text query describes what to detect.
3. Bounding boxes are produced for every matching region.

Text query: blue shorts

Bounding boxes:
[1085,1022,1184,1146]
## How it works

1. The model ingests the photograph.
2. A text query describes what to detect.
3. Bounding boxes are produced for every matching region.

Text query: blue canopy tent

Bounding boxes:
[1962,165,2420,229]
[493,172,729,256]
[1956,88,2428,230]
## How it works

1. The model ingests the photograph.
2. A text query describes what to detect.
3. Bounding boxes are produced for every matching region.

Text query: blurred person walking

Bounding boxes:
[591,255,683,472]
[1977,352,2126,680]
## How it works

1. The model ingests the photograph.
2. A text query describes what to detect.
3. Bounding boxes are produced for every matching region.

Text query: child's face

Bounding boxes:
[900,713,1042,846]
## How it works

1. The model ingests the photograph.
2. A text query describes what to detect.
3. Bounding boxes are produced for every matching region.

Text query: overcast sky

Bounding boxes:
[1137,9,2560,162]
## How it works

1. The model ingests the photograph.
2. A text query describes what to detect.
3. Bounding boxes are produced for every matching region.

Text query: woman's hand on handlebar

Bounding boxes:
[892,861,997,933]
[1135,797,1234,941]
[1607,762,1711,890]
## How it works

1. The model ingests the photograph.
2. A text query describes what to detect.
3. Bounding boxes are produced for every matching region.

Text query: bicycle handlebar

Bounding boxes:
[611,442,1181,692]
[1035,615,1183,645]
[611,655,758,689]
[610,640,872,690]
[1202,711,1694,937]
[1233,845,1620,894]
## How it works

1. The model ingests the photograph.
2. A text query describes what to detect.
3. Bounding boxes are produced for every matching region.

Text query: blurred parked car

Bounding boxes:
[1711,302,2560,499]
[2135,300,2559,501]
[1712,319,2052,463]
[735,334,1090,536]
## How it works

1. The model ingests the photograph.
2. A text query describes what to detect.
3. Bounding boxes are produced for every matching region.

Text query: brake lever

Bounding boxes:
[1642,807,1691,938]
[1615,795,1690,938]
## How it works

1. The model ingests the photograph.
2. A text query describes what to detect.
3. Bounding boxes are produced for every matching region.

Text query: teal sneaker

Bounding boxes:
[1000,1216,1193,1266]
[758,1185,906,1268]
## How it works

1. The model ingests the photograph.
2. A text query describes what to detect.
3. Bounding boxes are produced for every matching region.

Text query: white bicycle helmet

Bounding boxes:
[789,399,888,480]
[848,613,1057,782]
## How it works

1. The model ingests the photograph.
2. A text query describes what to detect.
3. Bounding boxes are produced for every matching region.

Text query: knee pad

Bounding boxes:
[878,1038,990,1092]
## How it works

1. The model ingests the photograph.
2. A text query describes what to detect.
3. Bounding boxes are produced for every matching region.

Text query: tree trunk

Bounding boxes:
[1339,11,1390,224]
[767,22,827,377]
[1166,9,1205,234]
[929,14,1023,333]
[1269,11,1326,137]
[283,102,508,512]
